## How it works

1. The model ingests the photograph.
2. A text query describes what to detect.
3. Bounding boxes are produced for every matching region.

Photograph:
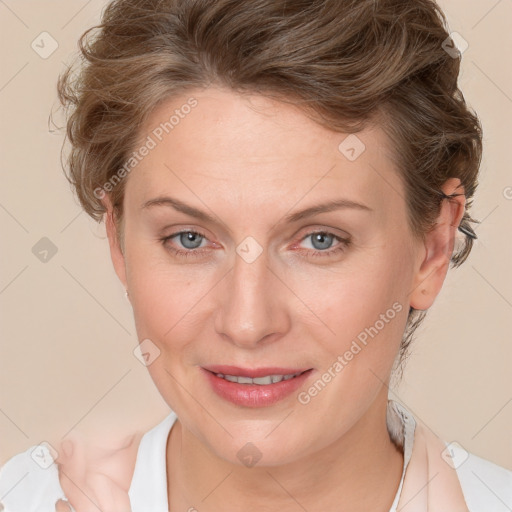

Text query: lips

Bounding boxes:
[202,365,313,408]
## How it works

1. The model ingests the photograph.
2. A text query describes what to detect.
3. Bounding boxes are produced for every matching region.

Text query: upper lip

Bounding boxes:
[203,365,312,378]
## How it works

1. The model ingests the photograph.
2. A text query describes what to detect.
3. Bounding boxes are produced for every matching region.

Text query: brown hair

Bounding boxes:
[56,0,482,376]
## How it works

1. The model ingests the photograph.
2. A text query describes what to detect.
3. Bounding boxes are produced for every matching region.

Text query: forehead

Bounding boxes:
[125,87,404,220]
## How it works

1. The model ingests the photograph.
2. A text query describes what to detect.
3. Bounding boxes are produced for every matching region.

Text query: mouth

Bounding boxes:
[201,365,314,407]
[213,371,305,385]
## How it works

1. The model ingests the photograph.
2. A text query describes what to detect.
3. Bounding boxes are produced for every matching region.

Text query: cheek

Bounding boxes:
[124,239,205,348]
[306,245,411,372]
[126,224,412,359]
[318,250,408,323]
[125,251,211,408]
[130,272,207,349]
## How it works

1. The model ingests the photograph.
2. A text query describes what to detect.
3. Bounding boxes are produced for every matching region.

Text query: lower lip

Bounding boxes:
[202,369,313,408]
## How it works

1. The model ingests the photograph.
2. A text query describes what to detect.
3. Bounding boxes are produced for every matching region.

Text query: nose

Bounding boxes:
[214,244,291,349]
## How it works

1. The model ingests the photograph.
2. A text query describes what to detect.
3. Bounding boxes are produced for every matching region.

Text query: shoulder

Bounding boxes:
[0,442,68,511]
[0,414,176,512]
[390,400,512,511]
[448,442,512,512]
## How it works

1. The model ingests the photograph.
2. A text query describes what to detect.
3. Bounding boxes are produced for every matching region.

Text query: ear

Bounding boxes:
[409,178,466,311]
[102,194,128,291]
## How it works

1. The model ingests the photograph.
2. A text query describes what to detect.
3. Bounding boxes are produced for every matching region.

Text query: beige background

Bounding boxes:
[0,0,511,470]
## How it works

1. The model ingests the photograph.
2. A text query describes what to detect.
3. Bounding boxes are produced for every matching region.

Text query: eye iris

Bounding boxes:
[180,231,203,249]
[311,232,333,251]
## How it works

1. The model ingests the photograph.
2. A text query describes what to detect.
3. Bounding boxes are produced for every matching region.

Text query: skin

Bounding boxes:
[55,431,142,511]
[96,86,465,511]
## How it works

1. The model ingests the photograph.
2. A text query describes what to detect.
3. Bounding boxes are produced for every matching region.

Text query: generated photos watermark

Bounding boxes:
[297,301,403,405]
[93,97,198,200]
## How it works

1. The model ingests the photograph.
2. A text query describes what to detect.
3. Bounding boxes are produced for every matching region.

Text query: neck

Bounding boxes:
[166,390,403,512]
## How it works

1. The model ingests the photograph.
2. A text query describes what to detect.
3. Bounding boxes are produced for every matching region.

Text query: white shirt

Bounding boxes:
[1,401,511,511]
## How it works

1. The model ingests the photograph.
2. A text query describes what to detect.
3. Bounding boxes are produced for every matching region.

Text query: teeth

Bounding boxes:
[215,372,301,385]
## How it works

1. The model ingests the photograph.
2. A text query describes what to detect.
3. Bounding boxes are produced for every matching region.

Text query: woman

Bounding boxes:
[0,0,510,510]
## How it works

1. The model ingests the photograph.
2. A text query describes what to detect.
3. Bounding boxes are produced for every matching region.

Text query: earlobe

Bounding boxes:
[409,178,466,311]
[102,195,128,290]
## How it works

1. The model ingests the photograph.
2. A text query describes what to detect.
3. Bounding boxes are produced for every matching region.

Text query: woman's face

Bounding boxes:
[107,87,432,466]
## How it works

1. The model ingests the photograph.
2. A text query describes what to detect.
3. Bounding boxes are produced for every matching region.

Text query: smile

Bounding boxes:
[202,367,314,407]
[214,372,304,385]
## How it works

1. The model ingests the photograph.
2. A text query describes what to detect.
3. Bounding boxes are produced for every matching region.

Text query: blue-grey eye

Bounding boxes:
[309,232,335,251]
[179,231,204,249]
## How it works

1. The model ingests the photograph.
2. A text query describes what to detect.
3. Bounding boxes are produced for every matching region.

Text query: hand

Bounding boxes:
[54,430,143,512]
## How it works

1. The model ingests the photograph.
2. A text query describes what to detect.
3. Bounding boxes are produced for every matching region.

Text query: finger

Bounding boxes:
[85,472,132,512]
[55,499,73,512]
[57,439,100,512]
[57,469,98,512]
[61,437,88,484]
[90,432,142,492]
[56,431,141,512]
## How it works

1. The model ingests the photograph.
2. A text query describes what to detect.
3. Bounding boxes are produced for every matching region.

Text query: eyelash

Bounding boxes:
[159,229,351,260]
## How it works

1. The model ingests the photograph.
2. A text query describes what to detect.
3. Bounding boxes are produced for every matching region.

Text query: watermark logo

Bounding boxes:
[338,134,366,162]
[442,32,469,59]
[30,442,58,469]
[441,441,469,469]
[32,237,58,263]
[236,236,264,264]
[133,338,161,366]
[94,97,198,200]
[237,442,263,468]
[31,31,58,59]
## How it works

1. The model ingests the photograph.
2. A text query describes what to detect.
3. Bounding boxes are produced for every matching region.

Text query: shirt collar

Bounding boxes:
[127,400,415,511]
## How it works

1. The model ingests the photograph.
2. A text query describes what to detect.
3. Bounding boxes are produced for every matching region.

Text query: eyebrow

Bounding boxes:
[141,196,373,224]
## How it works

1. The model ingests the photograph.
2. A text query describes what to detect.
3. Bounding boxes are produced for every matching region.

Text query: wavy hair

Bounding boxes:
[56,0,483,376]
